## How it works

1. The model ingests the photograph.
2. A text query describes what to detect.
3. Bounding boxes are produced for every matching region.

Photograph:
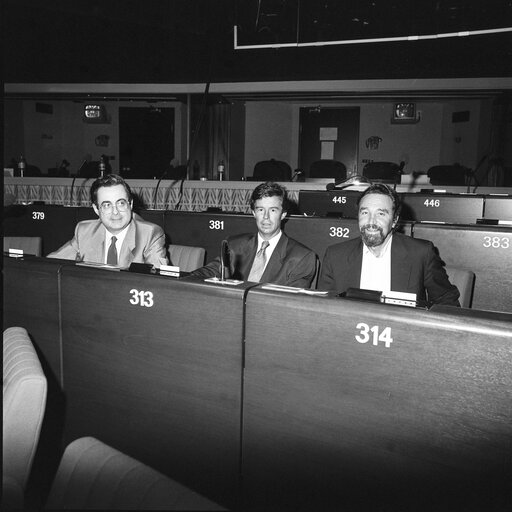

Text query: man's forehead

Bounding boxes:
[359,193,393,210]
[97,184,129,202]
[254,195,283,208]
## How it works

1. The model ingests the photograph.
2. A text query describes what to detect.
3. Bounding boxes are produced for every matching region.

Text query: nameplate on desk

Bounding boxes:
[382,291,417,308]
[159,264,181,277]
[7,248,23,258]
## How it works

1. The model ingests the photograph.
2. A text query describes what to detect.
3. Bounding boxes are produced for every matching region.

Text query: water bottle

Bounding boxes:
[18,156,26,177]
[99,155,106,177]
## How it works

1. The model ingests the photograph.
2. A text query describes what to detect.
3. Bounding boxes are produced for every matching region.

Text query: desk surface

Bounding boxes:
[242,289,512,511]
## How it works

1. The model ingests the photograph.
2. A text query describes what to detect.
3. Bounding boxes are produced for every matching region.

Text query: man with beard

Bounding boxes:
[318,183,460,306]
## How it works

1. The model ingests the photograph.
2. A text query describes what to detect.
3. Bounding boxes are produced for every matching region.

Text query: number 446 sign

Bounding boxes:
[355,323,393,348]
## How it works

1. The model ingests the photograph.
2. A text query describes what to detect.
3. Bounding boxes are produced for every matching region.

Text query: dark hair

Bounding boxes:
[90,174,132,205]
[357,183,401,221]
[249,181,289,211]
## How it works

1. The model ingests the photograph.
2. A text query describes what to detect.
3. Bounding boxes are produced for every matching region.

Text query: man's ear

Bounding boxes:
[280,210,287,221]
[92,203,100,217]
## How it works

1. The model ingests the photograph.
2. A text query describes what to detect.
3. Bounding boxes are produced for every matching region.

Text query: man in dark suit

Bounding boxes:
[192,182,317,288]
[48,174,168,268]
[318,183,460,306]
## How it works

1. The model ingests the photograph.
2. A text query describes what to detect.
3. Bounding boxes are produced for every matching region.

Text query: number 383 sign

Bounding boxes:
[355,323,393,348]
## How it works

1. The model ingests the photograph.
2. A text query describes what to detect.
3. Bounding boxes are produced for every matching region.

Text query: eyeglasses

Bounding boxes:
[98,199,130,213]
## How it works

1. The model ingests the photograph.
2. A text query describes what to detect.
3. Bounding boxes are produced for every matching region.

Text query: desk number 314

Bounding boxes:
[355,323,393,348]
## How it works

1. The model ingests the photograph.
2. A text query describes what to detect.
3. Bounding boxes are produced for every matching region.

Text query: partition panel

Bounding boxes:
[400,193,484,223]
[3,205,78,255]
[3,256,65,385]
[484,195,512,221]
[60,268,249,508]
[413,223,512,313]
[164,211,255,260]
[242,290,512,511]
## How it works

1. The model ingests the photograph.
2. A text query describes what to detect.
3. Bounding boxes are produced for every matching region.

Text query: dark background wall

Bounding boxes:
[3,0,512,84]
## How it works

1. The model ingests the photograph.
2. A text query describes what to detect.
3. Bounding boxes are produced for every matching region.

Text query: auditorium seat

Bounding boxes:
[445,267,475,308]
[309,159,346,180]
[4,236,42,256]
[427,165,467,185]
[251,159,292,181]
[46,437,226,510]
[3,327,47,511]
[362,161,404,183]
[168,244,206,272]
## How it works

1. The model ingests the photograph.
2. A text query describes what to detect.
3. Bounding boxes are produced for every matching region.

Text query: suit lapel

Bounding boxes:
[390,235,412,290]
[344,238,364,289]
[235,234,258,279]
[118,220,136,268]
[82,221,106,263]
[261,233,287,282]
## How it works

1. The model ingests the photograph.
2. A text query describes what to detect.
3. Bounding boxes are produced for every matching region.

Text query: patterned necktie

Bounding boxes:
[107,236,118,265]
[248,240,270,282]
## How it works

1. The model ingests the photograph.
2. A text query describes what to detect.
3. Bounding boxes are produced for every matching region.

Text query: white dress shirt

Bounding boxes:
[103,225,130,264]
[359,234,393,294]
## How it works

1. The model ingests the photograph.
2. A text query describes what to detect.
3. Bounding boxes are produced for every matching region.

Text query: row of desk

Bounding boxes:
[299,190,512,224]
[4,204,512,313]
[3,256,512,511]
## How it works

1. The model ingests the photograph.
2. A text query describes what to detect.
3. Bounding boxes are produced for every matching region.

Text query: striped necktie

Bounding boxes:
[107,236,118,265]
[248,240,270,282]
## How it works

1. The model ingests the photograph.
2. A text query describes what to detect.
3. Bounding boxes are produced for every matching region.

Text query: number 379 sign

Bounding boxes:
[355,323,393,348]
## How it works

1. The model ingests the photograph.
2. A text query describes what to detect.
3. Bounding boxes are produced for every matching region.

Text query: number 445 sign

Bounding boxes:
[355,323,393,348]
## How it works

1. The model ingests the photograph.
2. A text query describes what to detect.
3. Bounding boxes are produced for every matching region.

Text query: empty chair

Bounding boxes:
[427,165,468,185]
[3,327,47,511]
[362,161,403,183]
[4,236,42,256]
[252,159,292,181]
[445,267,475,308]
[168,244,206,272]
[309,160,347,180]
[46,437,226,510]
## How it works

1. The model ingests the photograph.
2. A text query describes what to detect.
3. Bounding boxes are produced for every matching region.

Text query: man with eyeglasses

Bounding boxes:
[48,174,168,267]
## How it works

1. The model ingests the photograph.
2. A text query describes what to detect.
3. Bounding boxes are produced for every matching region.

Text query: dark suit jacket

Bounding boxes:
[318,233,460,306]
[192,232,317,288]
[47,217,168,268]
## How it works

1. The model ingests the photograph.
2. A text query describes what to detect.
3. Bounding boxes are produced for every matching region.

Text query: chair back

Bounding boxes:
[4,236,42,256]
[252,159,292,181]
[362,161,402,183]
[168,244,206,272]
[427,165,467,185]
[46,437,226,510]
[3,327,47,506]
[444,267,475,308]
[309,160,346,180]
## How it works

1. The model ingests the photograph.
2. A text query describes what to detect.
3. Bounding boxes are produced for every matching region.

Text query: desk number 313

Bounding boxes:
[355,323,393,348]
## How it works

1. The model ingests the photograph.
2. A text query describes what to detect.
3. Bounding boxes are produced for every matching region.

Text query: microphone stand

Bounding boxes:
[66,160,87,207]
[153,169,168,209]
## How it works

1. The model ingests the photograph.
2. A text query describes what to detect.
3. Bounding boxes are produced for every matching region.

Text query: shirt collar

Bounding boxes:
[257,230,282,250]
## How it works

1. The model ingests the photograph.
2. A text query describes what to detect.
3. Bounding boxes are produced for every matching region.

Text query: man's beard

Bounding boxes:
[360,224,385,247]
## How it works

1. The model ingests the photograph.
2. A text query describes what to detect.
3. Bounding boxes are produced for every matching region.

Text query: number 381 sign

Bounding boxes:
[355,323,393,348]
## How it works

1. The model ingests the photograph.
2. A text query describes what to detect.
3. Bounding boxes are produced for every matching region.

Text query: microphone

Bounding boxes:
[290,170,303,182]
[66,159,87,207]
[152,168,168,209]
[393,161,405,191]
[220,239,230,282]
[326,175,370,191]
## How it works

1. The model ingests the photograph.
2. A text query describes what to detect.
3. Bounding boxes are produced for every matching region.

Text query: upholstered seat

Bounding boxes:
[3,327,47,511]
[46,437,226,510]
[445,267,475,308]
[309,160,346,180]
[3,236,42,256]
[168,244,206,272]
[251,159,292,181]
